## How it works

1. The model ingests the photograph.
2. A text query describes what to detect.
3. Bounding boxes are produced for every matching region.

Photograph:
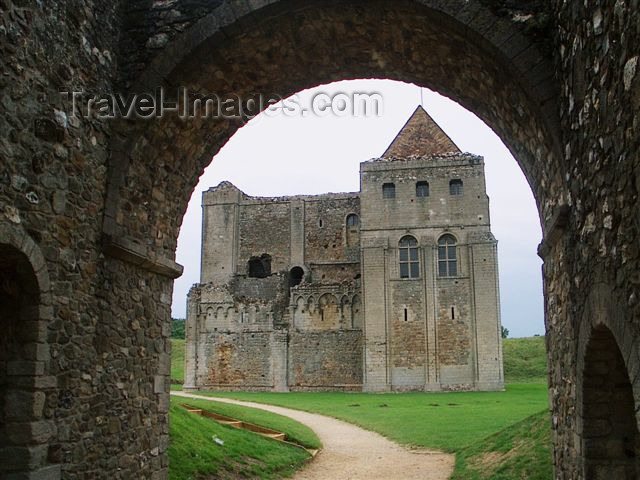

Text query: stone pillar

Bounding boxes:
[361,238,390,392]
[468,234,504,390]
[290,199,305,267]
[184,287,200,389]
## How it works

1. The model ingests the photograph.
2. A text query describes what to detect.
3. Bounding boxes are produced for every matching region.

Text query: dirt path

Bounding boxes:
[172,391,454,480]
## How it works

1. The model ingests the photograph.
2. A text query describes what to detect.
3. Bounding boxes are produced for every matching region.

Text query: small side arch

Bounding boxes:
[0,222,58,478]
[577,283,640,478]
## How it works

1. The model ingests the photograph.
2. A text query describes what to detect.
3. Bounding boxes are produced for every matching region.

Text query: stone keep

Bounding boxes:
[185,106,504,392]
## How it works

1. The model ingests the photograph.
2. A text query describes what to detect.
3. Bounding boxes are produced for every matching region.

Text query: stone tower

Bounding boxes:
[360,106,504,391]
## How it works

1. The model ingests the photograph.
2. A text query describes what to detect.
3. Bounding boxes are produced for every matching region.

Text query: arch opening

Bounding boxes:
[248,254,272,278]
[289,266,305,287]
[0,243,54,477]
[581,325,640,478]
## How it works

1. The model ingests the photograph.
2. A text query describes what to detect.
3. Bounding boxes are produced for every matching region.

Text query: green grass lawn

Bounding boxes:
[171,339,185,383]
[503,336,548,383]
[200,384,548,452]
[169,397,312,480]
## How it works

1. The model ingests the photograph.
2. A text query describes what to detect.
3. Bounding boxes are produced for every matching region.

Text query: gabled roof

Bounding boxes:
[382,105,461,158]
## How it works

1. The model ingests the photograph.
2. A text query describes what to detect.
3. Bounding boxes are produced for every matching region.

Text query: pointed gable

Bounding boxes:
[382,105,461,158]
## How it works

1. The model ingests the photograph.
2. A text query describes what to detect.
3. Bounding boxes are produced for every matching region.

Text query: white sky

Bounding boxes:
[172,79,544,338]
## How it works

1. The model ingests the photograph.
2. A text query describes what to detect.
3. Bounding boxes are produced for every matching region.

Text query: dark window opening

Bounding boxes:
[416,181,429,197]
[346,214,359,227]
[451,306,455,320]
[319,219,324,228]
[248,254,271,278]
[438,234,457,277]
[399,235,419,279]
[449,179,463,195]
[382,183,396,199]
[289,266,304,287]
[404,308,408,322]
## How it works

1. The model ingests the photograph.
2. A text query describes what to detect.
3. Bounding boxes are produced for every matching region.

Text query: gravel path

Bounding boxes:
[172,391,454,480]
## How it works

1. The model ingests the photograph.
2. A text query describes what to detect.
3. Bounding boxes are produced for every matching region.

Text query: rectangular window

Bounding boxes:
[382,183,396,199]
[449,179,463,195]
[416,181,429,197]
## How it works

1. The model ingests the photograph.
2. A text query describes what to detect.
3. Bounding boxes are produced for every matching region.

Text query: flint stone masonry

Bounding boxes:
[186,107,504,394]
[1,0,638,478]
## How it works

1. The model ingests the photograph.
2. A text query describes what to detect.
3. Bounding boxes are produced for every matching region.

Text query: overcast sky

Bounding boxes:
[172,79,544,338]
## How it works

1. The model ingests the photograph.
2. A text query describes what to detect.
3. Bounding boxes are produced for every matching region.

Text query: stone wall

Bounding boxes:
[545,1,640,478]
[288,331,363,390]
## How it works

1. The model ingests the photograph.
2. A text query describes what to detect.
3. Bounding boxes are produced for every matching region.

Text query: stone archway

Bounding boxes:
[580,325,639,478]
[0,222,58,479]
[106,1,564,476]
[572,282,640,479]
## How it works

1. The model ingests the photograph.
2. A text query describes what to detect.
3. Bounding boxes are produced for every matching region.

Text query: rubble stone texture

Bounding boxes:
[186,107,504,393]
[0,0,638,478]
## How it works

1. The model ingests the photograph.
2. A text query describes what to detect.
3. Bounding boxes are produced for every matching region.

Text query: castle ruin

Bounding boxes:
[185,106,504,392]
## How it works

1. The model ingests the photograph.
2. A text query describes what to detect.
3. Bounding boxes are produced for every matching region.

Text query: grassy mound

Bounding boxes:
[169,398,313,480]
[171,339,185,384]
[451,409,552,480]
[173,396,321,450]
[503,336,548,383]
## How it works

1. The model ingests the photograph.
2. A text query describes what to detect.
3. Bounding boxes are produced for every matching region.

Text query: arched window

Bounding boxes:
[346,214,359,227]
[449,179,463,195]
[382,183,396,199]
[438,234,457,277]
[416,181,429,197]
[399,235,419,279]
[289,266,304,287]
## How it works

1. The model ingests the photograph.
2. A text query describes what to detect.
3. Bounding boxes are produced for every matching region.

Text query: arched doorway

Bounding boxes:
[107,0,564,476]
[0,225,57,478]
[581,325,639,478]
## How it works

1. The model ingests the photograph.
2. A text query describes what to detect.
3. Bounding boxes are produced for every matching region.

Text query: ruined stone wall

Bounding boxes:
[196,331,275,389]
[7,0,632,477]
[309,263,360,284]
[238,202,291,274]
[288,331,363,390]
[303,196,360,265]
